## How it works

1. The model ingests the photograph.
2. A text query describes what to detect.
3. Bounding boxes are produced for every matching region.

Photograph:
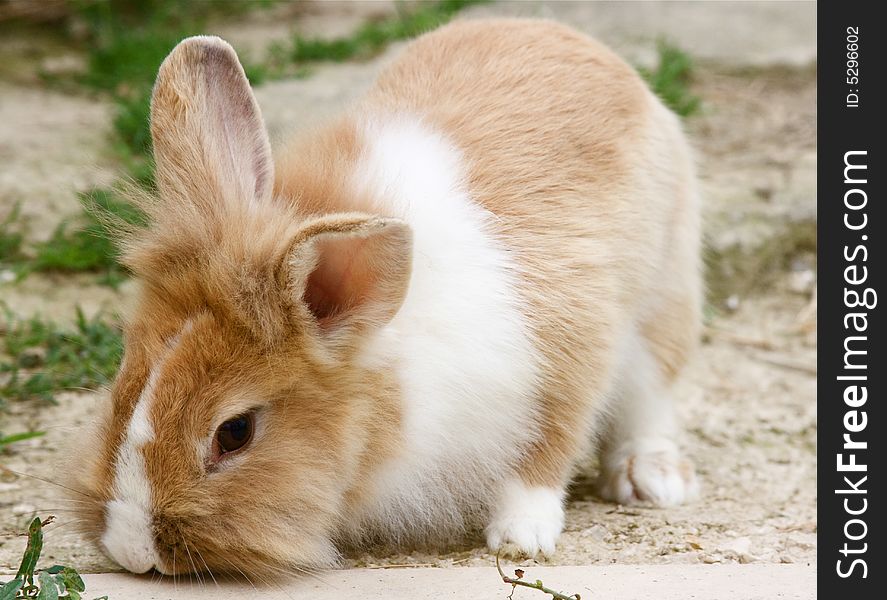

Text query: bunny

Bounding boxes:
[72,18,701,577]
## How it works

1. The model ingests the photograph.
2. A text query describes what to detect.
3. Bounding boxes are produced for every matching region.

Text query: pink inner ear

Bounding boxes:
[303,236,375,327]
[293,218,412,332]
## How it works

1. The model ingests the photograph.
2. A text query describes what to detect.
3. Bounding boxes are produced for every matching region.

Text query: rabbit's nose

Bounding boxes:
[101,498,159,574]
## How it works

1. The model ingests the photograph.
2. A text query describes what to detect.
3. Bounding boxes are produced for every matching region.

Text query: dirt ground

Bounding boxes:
[1,1,816,576]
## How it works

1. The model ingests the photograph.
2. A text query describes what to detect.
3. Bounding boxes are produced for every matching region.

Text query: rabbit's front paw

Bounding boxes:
[598,444,698,506]
[485,480,564,558]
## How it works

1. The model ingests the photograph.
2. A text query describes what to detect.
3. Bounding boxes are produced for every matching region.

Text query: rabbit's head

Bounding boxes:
[72,36,412,577]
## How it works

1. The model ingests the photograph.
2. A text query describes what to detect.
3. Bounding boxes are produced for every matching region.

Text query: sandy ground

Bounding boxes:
[1,0,815,578]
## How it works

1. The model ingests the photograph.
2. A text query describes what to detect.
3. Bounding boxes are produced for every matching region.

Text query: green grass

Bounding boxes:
[28,189,145,287]
[62,1,274,185]
[0,431,45,453]
[705,218,817,306]
[0,205,25,267]
[639,40,702,118]
[0,306,123,407]
[22,2,257,280]
[75,1,238,169]
[0,192,142,286]
[290,0,485,64]
[95,0,484,167]
[75,0,275,91]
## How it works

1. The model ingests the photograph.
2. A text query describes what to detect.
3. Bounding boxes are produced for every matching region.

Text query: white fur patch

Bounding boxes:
[102,498,157,574]
[485,480,565,557]
[351,116,542,536]
[101,367,161,573]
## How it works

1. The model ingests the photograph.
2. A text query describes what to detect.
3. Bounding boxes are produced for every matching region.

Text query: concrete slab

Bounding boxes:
[82,564,815,599]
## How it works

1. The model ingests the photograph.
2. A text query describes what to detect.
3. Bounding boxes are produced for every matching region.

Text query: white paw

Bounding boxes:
[485,480,564,558]
[598,443,698,506]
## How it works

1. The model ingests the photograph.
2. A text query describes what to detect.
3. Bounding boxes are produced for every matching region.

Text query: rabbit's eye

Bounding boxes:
[215,413,254,456]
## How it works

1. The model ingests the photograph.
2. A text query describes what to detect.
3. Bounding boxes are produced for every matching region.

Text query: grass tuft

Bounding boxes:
[705,219,817,306]
[0,306,123,406]
[68,1,276,181]
[0,205,26,267]
[639,40,702,118]
[28,189,145,287]
[74,1,217,172]
[290,0,485,64]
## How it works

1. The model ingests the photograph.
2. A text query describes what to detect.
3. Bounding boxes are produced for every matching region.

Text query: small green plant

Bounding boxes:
[0,516,108,600]
[639,40,701,118]
[290,0,484,65]
[0,306,123,405]
[76,4,198,180]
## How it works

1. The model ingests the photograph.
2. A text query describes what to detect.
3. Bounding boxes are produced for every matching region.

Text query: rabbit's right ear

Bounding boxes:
[286,214,413,338]
[150,36,273,206]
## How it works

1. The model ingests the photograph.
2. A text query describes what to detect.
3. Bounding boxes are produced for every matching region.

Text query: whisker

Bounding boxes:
[245,556,331,599]
[34,423,84,432]
[66,386,103,394]
[244,565,287,599]
[3,469,97,499]
[33,497,93,505]
[175,525,205,589]
[43,520,89,534]
[181,537,202,589]
[185,549,195,590]
[194,547,218,589]
[219,555,259,594]
[257,558,329,586]
[0,514,84,537]
[43,515,91,523]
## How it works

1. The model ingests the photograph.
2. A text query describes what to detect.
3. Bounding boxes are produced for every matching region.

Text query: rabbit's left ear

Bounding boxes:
[150,36,274,205]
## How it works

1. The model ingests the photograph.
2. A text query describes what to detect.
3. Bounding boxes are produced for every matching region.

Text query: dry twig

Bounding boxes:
[496,554,581,600]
